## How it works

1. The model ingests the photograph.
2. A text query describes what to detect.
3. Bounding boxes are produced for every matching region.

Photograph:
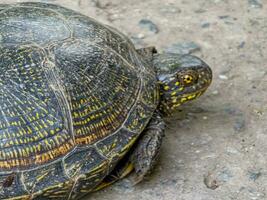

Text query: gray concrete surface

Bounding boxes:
[1,0,267,199]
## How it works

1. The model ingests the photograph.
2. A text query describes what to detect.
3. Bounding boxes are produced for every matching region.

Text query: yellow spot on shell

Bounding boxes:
[175,82,180,86]
[187,94,196,100]
[181,97,187,103]
[172,103,181,108]
[164,85,170,90]
[171,91,177,96]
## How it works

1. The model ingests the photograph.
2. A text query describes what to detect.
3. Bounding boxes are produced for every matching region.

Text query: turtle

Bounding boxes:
[0,2,212,200]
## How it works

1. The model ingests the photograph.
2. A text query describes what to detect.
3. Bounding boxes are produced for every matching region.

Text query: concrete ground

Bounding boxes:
[1,0,267,199]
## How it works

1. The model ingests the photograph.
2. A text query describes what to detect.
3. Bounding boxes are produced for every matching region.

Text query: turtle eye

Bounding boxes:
[180,72,198,86]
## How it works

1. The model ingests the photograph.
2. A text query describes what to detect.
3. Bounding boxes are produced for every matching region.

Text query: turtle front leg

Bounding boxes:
[129,111,165,183]
[94,111,165,191]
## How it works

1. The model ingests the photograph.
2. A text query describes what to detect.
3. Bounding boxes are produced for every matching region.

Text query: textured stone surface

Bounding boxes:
[0,0,266,200]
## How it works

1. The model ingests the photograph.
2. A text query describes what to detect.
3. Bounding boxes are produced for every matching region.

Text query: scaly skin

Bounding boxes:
[154,53,212,114]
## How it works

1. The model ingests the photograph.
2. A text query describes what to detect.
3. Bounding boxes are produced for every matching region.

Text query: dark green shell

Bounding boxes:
[0,2,158,199]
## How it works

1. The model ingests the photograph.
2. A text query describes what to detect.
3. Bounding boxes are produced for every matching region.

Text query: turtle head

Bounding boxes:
[154,53,212,115]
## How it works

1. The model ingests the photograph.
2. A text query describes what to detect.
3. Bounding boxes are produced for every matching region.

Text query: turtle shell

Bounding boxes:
[0,2,158,199]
